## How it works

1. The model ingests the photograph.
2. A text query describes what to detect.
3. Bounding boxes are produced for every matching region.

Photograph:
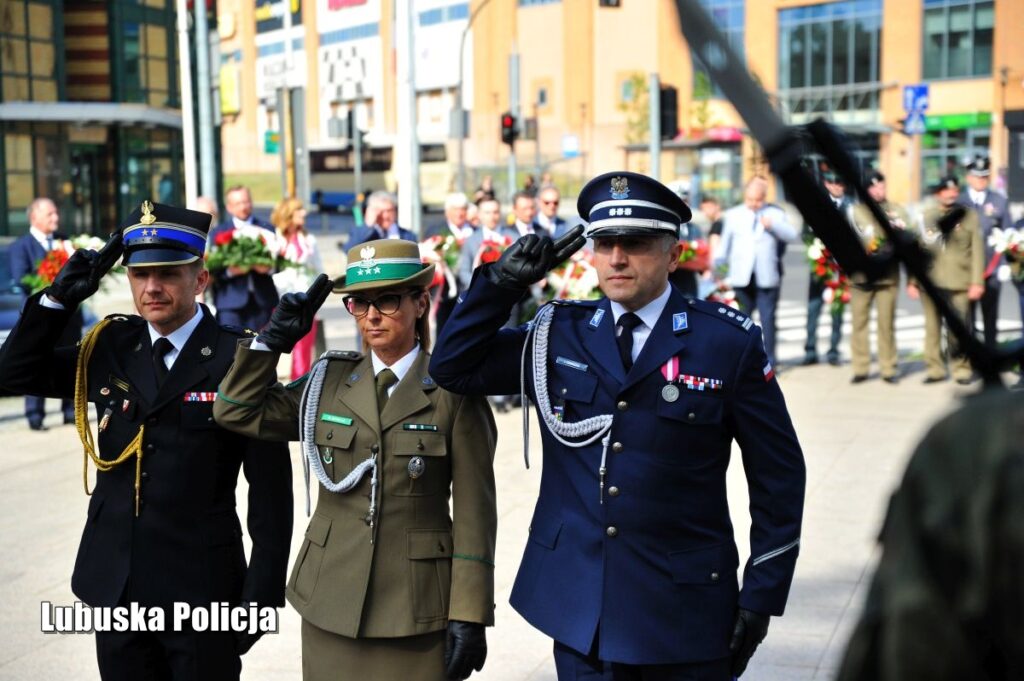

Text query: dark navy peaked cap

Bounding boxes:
[120,201,213,267]
[577,171,691,239]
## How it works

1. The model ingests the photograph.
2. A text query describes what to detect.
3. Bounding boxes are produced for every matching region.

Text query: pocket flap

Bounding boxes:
[315,423,357,449]
[305,513,332,548]
[657,394,725,425]
[181,402,218,429]
[407,529,453,559]
[551,364,598,404]
[528,513,562,550]
[667,543,739,584]
[393,431,447,458]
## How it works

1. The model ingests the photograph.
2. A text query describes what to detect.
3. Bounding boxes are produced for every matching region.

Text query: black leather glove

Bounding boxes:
[257,273,333,353]
[484,225,586,289]
[232,602,263,655]
[444,620,487,680]
[46,232,123,307]
[728,608,770,678]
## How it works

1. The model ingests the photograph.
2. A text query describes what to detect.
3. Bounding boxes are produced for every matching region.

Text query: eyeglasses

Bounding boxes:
[343,291,412,318]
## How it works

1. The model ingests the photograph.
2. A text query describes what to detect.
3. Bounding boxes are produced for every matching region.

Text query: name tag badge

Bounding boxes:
[403,423,438,432]
[555,356,589,372]
[321,413,353,426]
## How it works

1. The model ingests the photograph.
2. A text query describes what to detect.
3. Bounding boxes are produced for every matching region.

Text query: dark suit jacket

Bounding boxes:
[347,224,418,246]
[0,298,293,609]
[208,217,280,314]
[9,232,82,346]
[424,221,471,240]
[957,189,1011,272]
[431,273,805,664]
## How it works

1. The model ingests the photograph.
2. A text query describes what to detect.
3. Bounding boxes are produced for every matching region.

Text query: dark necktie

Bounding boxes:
[615,313,643,371]
[152,337,174,386]
[46,236,54,251]
[376,368,397,411]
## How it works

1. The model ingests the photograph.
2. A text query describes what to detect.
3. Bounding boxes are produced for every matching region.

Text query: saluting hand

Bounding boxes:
[486,225,587,289]
[257,273,333,354]
[46,231,124,307]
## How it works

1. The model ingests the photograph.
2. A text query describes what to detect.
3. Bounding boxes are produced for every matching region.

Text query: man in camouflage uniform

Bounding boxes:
[849,172,910,384]
[907,176,984,385]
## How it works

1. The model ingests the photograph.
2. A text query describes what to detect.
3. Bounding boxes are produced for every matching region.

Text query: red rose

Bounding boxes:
[214,230,234,246]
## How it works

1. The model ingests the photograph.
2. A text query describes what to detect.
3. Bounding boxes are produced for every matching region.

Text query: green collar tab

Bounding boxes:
[321,413,354,426]
[403,423,438,431]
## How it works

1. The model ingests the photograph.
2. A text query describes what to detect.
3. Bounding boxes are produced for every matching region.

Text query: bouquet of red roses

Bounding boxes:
[473,235,513,268]
[807,237,850,313]
[677,239,710,272]
[205,225,282,273]
[21,248,70,294]
[546,250,601,301]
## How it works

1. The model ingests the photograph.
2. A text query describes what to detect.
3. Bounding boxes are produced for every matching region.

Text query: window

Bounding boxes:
[921,127,990,189]
[691,0,744,98]
[777,0,882,120]
[0,0,60,102]
[923,0,993,79]
[115,1,177,106]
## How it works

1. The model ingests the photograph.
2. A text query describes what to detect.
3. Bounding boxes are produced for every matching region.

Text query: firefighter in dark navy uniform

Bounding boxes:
[0,202,293,681]
[430,171,806,679]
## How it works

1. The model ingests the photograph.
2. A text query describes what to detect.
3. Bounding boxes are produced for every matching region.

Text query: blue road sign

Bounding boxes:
[903,84,929,113]
[905,110,927,135]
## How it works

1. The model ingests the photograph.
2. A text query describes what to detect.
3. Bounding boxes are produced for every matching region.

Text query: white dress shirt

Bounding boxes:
[149,305,205,371]
[515,221,535,238]
[609,285,672,363]
[371,344,420,397]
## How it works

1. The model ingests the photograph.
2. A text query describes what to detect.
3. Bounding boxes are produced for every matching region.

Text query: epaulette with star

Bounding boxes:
[322,350,363,361]
[687,298,756,333]
[220,324,259,337]
[103,313,143,325]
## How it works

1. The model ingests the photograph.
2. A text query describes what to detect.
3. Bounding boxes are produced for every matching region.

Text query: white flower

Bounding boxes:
[807,238,824,260]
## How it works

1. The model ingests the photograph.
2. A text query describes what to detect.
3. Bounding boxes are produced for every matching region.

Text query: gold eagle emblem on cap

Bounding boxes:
[610,176,630,200]
[140,200,157,225]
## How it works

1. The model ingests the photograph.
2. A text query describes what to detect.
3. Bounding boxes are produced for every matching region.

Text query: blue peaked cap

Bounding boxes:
[576,171,691,239]
[120,201,213,267]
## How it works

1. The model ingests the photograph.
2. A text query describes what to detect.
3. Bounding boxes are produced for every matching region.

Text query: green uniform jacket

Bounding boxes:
[914,204,985,290]
[214,343,497,638]
[850,200,910,287]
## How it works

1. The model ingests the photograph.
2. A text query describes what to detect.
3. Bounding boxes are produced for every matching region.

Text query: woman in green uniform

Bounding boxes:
[214,239,497,681]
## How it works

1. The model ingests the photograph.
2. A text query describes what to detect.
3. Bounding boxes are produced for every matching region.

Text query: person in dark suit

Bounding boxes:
[424,192,475,334]
[957,156,1011,347]
[8,197,81,430]
[536,185,569,238]
[431,171,806,680]
[208,185,280,331]
[803,171,851,366]
[347,191,417,245]
[0,201,293,681]
[511,191,548,239]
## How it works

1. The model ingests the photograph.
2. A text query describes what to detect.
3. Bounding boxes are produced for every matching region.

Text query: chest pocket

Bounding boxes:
[315,421,358,483]
[657,392,725,426]
[390,430,448,497]
[181,402,219,430]
[550,363,598,404]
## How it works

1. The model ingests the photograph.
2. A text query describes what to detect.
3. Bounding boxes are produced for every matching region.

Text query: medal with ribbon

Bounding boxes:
[661,356,681,402]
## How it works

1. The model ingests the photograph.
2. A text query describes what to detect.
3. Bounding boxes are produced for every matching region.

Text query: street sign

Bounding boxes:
[264,130,280,154]
[903,84,929,113]
[904,110,927,135]
[561,134,580,159]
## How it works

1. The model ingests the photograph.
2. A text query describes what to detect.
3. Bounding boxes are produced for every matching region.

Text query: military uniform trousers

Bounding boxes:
[850,284,898,378]
[920,288,972,381]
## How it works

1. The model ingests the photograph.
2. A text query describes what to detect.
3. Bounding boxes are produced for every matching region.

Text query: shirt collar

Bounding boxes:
[231,215,253,229]
[149,304,204,353]
[968,189,985,203]
[516,220,534,236]
[29,227,52,245]
[371,343,420,384]
[609,284,672,331]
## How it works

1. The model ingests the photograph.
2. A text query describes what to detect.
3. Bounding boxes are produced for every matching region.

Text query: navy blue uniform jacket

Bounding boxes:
[209,217,280,316]
[0,296,293,609]
[430,269,805,665]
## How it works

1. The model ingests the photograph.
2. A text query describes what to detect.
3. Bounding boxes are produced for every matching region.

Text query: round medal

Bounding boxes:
[408,456,426,479]
[662,384,680,402]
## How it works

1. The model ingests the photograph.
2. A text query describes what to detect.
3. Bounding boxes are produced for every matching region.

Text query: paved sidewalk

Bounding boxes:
[0,330,985,680]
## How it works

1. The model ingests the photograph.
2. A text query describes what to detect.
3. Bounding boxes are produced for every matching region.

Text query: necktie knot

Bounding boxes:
[152,337,174,385]
[616,313,643,371]
[376,368,397,411]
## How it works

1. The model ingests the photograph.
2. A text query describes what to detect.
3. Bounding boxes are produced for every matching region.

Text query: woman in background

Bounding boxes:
[271,197,324,378]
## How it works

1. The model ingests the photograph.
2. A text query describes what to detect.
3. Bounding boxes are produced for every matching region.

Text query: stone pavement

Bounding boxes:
[0,256,1012,680]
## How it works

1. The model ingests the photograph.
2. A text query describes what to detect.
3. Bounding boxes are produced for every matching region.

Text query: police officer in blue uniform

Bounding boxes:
[430,171,806,679]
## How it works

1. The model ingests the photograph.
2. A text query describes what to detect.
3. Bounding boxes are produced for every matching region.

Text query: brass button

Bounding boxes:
[611,442,623,453]
[608,486,620,497]
[617,401,628,411]
[710,572,720,582]
[687,412,696,422]
[606,526,618,538]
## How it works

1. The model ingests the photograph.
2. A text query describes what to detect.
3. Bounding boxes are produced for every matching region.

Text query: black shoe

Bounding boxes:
[850,374,869,384]
[882,376,899,385]
[828,356,841,367]
[801,355,819,366]
[28,422,48,431]
[923,376,947,384]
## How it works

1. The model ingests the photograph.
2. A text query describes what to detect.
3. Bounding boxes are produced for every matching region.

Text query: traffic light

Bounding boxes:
[660,85,678,140]
[501,112,518,147]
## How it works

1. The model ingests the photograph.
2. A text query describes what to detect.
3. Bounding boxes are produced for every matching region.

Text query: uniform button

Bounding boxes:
[326,431,333,440]
[617,401,628,411]
[145,444,155,453]
[710,572,720,582]
[141,471,150,480]
[606,526,618,538]
[608,486,620,497]
[371,444,380,454]
[688,412,696,422]
[207,417,214,423]
[561,387,568,395]
[611,442,623,453]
